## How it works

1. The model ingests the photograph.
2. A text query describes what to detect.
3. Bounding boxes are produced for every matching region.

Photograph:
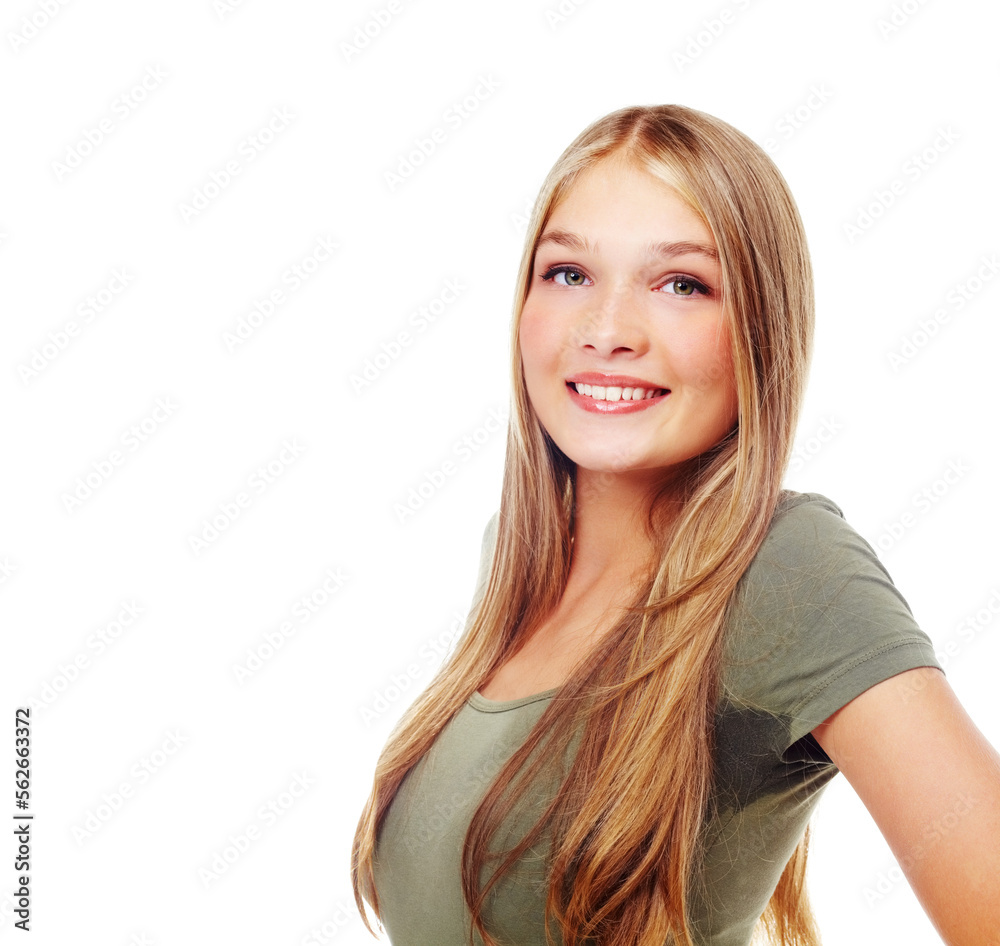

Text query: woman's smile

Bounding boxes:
[566,375,669,414]
[518,158,738,477]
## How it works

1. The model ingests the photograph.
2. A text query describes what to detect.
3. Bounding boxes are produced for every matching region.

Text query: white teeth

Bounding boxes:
[573,382,665,401]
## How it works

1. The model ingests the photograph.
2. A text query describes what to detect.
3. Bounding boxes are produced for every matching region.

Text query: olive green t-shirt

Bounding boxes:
[373,492,943,945]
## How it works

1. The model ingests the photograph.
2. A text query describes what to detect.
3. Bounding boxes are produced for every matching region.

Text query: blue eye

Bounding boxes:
[539,266,590,286]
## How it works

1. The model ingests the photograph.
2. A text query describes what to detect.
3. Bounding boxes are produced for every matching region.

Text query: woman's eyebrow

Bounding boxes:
[645,239,719,262]
[536,228,718,262]
[535,228,593,252]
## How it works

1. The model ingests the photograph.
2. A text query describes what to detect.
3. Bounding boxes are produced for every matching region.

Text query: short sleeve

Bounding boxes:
[465,510,499,627]
[722,491,944,757]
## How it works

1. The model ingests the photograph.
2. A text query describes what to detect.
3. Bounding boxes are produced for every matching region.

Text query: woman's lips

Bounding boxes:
[566,372,666,390]
[566,380,669,414]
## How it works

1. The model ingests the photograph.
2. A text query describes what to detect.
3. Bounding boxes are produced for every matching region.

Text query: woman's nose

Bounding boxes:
[571,283,649,358]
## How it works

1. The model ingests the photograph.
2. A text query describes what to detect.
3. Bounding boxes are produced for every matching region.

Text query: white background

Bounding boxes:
[1,0,998,944]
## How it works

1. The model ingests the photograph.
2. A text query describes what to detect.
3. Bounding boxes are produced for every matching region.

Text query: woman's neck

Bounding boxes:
[570,466,670,586]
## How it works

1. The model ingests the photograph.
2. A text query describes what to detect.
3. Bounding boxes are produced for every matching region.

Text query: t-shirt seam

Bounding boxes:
[468,690,557,713]
[787,636,936,718]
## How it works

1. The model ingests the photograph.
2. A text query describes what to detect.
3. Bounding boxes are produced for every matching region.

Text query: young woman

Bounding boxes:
[352,105,1000,946]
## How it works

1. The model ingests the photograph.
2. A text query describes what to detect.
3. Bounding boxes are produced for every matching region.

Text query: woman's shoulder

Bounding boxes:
[768,488,849,544]
[753,489,883,578]
[737,487,899,619]
[723,489,938,739]
[774,488,843,516]
[482,508,500,546]
[468,509,501,610]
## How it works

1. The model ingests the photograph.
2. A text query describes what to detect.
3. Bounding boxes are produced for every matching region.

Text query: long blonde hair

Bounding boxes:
[353,104,817,946]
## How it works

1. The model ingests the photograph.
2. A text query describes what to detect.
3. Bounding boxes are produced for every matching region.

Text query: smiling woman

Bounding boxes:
[519,159,737,492]
[351,104,1000,946]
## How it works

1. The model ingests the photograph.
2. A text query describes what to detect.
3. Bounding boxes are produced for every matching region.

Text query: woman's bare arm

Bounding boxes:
[812,666,1000,946]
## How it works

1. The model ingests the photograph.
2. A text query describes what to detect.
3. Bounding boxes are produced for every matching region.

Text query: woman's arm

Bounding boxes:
[812,667,1000,945]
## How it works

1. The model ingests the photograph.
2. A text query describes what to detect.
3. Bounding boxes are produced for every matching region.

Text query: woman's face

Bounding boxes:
[518,159,739,483]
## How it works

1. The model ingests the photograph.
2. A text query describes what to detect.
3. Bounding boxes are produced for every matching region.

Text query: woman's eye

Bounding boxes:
[661,276,709,297]
[539,267,708,295]
[540,266,590,287]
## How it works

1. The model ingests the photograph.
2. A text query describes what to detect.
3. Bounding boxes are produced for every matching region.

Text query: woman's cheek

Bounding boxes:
[518,302,557,371]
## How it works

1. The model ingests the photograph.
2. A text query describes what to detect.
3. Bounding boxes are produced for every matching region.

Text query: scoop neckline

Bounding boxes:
[469,687,559,712]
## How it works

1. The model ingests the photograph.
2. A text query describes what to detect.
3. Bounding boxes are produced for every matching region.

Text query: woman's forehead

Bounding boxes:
[540,161,715,253]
